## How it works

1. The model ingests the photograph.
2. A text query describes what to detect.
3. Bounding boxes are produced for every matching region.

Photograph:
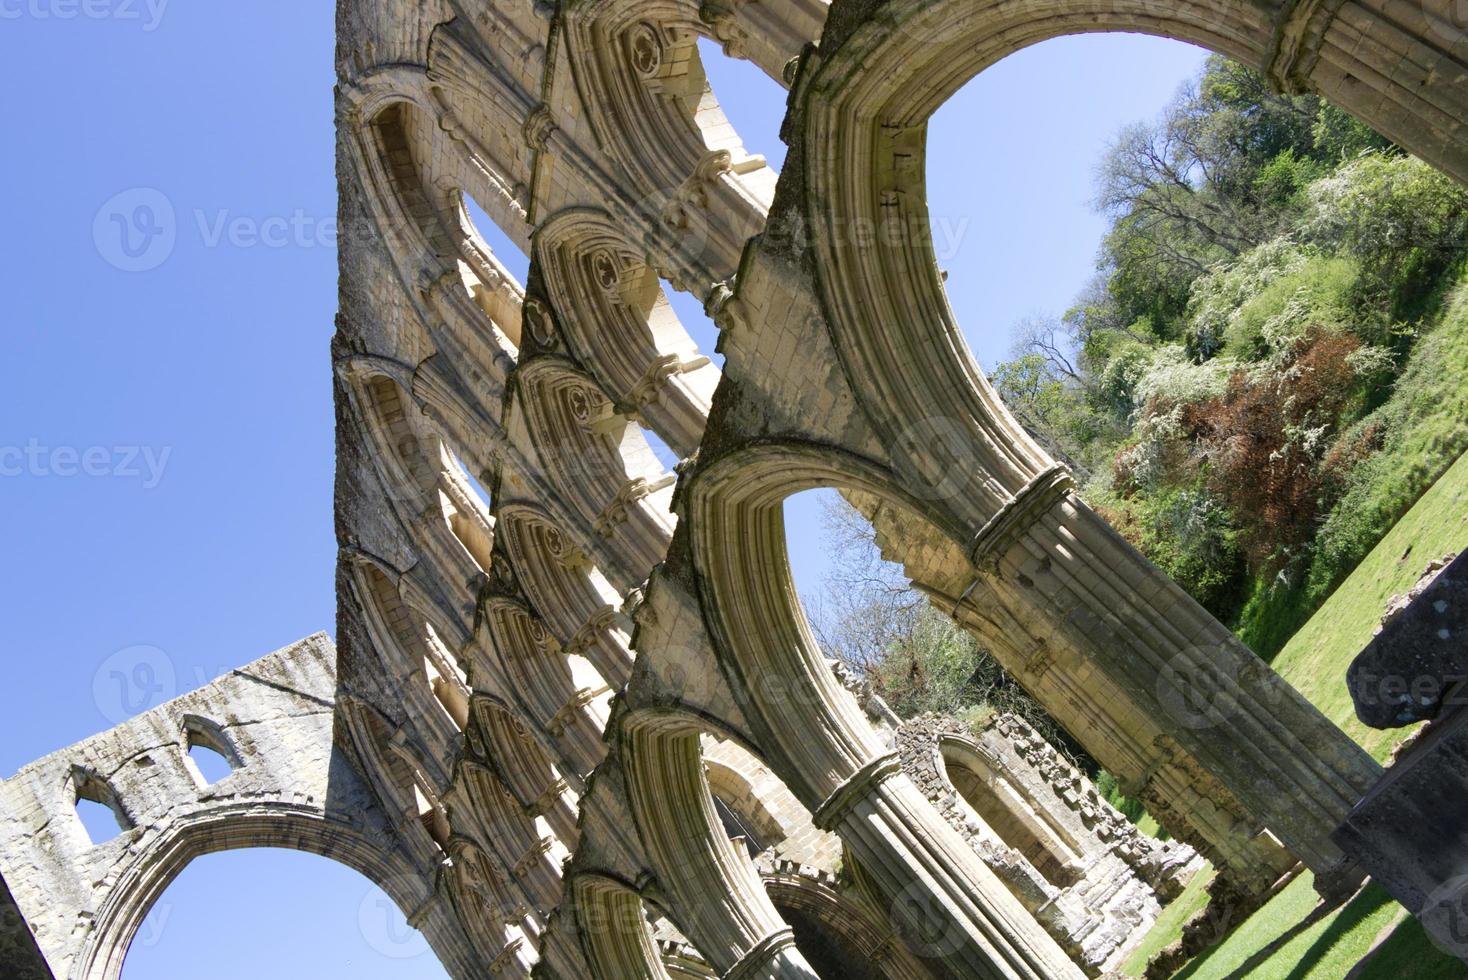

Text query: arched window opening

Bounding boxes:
[941,743,1082,889]
[639,422,681,472]
[772,902,881,980]
[463,193,530,283]
[73,771,132,845]
[361,566,418,666]
[460,192,529,357]
[423,622,471,731]
[455,451,495,511]
[712,795,764,858]
[927,35,1209,374]
[415,777,452,852]
[361,374,439,504]
[695,37,786,173]
[439,446,496,573]
[640,29,777,201]
[181,717,241,787]
[187,744,234,786]
[119,849,450,979]
[660,278,724,371]
[782,487,925,721]
[369,102,452,254]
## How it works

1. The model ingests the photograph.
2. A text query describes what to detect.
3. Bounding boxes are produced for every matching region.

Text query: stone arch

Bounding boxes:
[701,752,787,858]
[495,502,639,684]
[77,807,473,980]
[479,596,613,779]
[619,709,819,978]
[425,18,539,243]
[571,874,676,980]
[467,694,582,846]
[338,364,442,517]
[511,360,676,570]
[437,442,497,574]
[561,1,777,202]
[347,82,524,383]
[0,637,488,980]
[801,0,1468,538]
[761,867,939,980]
[687,440,1083,979]
[178,714,246,787]
[456,761,568,915]
[359,96,466,267]
[444,837,541,976]
[536,208,719,457]
[339,695,454,865]
[936,735,1084,890]
[348,557,472,746]
[789,0,1397,890]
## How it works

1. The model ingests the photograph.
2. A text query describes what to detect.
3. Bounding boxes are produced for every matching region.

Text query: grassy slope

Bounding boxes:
[1270,447,1468,761]
[1120,869,1217,976]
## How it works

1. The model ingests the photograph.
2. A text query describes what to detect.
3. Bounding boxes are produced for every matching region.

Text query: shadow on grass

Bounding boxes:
[1280,886,1391,980]
[1172,883,1385,980]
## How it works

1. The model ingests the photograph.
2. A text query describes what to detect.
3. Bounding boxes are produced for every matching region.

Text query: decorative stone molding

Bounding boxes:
[968,463,1075,570]
[721,927,801,980]
[698,2,750,59]
[1267,0,1345,94]
[522,103,557,152]
[811,753,903,831]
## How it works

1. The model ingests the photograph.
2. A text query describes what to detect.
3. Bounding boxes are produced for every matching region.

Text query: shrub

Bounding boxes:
[1197,329,1366,570]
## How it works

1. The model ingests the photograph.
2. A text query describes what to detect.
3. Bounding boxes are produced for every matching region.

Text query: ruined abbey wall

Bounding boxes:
[3,0,1467,977]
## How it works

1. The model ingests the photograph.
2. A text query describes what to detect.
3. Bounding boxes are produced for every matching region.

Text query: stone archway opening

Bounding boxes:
[771,901,882,980]
[939,741,1083,890]
[118,848,449,980]
[924,33,1208,374]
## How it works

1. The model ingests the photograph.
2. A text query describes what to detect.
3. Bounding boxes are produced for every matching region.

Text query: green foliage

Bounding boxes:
[1238,275,1468,659]
[1099,485,1248,621]
[1305,153,1468,320]
[993,54,1468,653]
[1095,770,1147,825]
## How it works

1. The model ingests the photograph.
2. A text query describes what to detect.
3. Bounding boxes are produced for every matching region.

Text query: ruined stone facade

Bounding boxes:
[4,0,1468,977]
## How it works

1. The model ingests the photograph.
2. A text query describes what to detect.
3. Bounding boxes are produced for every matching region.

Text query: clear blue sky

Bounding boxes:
[0,6,1202,975]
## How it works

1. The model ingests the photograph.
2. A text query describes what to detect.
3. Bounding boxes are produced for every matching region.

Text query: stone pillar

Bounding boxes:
[812,757,1088,980]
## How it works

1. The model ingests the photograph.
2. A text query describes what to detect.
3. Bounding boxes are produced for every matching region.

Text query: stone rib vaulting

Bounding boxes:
[3,0,1467,977]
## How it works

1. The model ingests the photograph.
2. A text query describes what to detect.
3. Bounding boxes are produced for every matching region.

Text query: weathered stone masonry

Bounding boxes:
[3,0,1467,977]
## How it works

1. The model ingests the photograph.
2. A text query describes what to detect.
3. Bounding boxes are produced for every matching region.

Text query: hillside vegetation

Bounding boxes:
[993,56,1468,656]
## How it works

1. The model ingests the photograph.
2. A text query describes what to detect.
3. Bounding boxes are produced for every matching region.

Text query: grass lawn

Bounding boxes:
[1269,447,1468,762]
[1173,875,1465,980]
